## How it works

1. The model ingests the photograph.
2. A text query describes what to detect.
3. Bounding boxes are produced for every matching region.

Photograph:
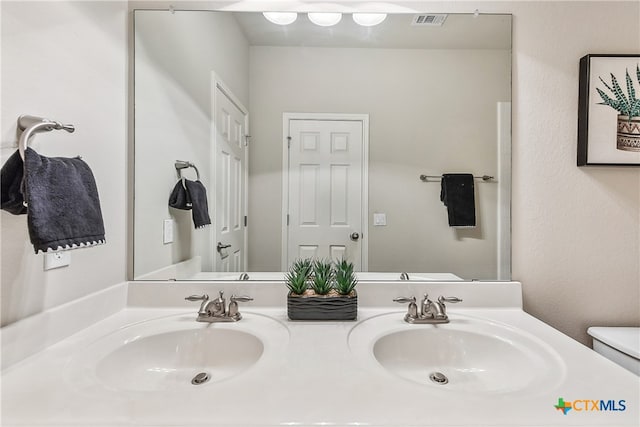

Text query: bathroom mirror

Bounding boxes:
[133,10,512,281]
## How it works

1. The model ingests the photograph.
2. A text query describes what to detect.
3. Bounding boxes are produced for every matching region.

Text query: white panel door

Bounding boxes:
[286,118,364,269]
[213,82,247,272]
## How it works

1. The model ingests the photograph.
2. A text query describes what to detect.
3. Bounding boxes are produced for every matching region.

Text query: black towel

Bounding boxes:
[168,179,192,210]
[440,173,476,228]
[168,179,211,229]
[1,148,106,253]
[1,150,27,215]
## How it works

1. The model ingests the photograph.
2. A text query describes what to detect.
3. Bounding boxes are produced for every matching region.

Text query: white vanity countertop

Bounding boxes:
[2,305,639,427]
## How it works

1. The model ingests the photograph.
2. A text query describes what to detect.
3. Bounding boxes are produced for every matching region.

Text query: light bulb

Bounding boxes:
[263,12,298,26]
[352,13,387,27]
[308,12,342,27]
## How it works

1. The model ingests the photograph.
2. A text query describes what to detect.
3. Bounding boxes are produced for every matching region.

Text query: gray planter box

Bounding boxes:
[287,292,357,321]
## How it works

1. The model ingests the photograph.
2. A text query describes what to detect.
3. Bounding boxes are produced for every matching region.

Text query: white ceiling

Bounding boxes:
[233,13,512,50]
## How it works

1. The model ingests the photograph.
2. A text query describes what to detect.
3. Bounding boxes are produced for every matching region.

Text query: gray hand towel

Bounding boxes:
[168,179,192,210]
[168,179,211,229]
[1,149,28,215]
[1,147,106,253]
[440,173,476,228]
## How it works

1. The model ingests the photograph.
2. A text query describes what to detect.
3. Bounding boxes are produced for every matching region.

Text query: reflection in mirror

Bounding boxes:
[133,11,512,281]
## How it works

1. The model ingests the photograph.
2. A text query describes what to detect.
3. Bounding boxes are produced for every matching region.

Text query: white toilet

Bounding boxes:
[587,327,640,375]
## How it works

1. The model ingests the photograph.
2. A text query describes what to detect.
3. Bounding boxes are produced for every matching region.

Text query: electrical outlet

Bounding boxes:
[163,219,174,244]
[44,251,71,270]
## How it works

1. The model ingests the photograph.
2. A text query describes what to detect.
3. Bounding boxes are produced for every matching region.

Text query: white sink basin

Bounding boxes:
[349,312,566,394]
[67,312,288,392]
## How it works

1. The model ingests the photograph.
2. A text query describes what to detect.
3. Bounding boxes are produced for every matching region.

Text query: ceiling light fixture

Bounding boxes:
[263,12,298,26]
[307,12,342,27]
[352,13,387,27]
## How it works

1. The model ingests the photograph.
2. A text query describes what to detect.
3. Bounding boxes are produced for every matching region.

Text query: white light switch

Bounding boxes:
[163,219,174,244]
[44,251,71,270]
[373,213,387,226]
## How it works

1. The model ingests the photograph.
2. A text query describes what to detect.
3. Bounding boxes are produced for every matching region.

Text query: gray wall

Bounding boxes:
[248,46,511,278]
[508,1,640,345]
[1,1,127,326]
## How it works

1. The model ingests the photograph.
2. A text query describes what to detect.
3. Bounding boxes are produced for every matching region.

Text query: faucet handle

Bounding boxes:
[230,295,253,303]
[394,296,418,321]
[438,296,463,304]
[228,295,253,319]
[185,294,209,301]
[393,296,416,304]
[185,294,210,317]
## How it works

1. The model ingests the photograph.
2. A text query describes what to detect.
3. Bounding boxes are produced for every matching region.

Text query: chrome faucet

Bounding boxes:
[393,293,462,324]
[238,272,250,281]
[400,272,410,280]
[185,291,253,322]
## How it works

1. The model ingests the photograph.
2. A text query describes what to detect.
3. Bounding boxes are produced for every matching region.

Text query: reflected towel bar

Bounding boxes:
[420,174,495,182]
[175,160,201,181]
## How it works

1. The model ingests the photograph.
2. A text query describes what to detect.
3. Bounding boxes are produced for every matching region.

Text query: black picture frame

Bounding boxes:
[577,54,640,166]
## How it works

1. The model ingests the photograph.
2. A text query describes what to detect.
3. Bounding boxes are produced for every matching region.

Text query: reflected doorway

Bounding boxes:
[212,76,249,271]
[282,113,369,270]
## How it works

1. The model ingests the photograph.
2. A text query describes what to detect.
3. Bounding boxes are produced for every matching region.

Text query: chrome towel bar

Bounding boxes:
[175,160,201,181]
[420,174,494,182]
[17,115,75,160]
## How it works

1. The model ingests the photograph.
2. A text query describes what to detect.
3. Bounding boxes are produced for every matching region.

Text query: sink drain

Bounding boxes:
[429,372,449,385]
[191,372,210,385]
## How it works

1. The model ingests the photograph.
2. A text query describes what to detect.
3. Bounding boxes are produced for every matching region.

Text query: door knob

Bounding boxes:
[350,232,360,241]
[217,242,231,252]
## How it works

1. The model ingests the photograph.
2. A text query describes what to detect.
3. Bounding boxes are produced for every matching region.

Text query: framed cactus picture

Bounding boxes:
[578,54,640,166]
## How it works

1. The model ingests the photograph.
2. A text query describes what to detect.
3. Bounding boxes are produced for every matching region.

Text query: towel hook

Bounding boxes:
[17,115,75,161]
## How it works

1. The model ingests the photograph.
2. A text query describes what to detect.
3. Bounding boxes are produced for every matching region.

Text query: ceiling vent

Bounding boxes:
[411,14,447,26]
